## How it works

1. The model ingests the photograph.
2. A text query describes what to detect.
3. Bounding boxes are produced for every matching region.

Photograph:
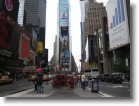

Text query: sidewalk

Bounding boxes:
[22,83,56,97]
[72,86,102,98]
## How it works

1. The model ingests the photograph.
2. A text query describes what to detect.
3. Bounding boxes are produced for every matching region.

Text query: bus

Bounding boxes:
[91,68,99,78]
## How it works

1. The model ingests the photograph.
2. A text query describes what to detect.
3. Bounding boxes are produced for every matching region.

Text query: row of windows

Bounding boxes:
[88,25,100,34]
[87,19,101,24]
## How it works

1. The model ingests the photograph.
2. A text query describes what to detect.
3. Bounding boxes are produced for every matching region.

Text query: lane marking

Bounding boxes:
[98,91,114,97]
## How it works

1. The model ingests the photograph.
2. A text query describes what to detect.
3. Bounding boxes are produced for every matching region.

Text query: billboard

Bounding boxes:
[59,26,70,68]
[61,26,68,34]
[37,42,43,53]
[0,18,20,58]
[61,12,67,19]
[1,0,19,21]
[19,33,30,60]
[0,17,13,49]
[59,4,69,26]
[107,0,130,50]
[9,27,21,58]
[31,29,37,49]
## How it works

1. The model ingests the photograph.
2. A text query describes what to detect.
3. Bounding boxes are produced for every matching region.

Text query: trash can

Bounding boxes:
[91,78,99,93]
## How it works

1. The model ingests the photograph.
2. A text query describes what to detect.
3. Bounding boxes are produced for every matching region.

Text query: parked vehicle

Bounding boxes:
[97,74,105,82]
[0,75,13,85]
[117,72,125,81]
[104,73,111,82]
[125,73,130,82]
[110,73,122,84]
[27,75,37,81]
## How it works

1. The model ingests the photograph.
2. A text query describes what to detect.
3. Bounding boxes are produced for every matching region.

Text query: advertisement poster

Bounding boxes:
[0,18,13,49]
[37,42,43,53]
[1,0,19,21]
[19,33,30,60]
[107,0,130,50]
[0,18,20,58]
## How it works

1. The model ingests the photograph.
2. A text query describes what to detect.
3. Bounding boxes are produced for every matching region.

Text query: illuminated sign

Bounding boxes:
[5,0,13,12]
[37,42,43,52]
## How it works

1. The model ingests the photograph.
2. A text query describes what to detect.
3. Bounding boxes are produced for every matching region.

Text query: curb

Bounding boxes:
[86,87,114,97]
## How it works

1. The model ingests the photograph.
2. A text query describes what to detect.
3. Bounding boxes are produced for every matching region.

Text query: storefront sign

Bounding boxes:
[0,47,12,57]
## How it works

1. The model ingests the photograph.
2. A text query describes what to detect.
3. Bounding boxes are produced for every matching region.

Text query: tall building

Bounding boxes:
[84,0,106,39]
[106,0,130,74]
[18,0,25,26]
[24,0,46,32]
[80,0,87,72]
[83,0,107,70]
[57,0,71,74]
[24,0,46,67]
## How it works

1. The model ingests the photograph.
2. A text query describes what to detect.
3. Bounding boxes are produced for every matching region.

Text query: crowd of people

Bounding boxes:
[32,72,90,93]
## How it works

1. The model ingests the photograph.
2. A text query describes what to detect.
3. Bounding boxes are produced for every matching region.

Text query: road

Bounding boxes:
[1,79,131,98]
[98,81,130,97]
[0,79,34,96]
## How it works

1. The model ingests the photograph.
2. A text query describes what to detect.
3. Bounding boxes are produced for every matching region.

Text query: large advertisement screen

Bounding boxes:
[59,26,69,68]
[37,42,43,53]
[19,34,30,60]
[0,17,13,49]
[31,29,37,49]
[59,4,69,26]
[1,0,19,21]
[9,27,21,58]
[107,0,130,50]
[0,17,20,58]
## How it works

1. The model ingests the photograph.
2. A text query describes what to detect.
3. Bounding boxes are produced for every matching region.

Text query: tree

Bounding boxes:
[112,58,125,73]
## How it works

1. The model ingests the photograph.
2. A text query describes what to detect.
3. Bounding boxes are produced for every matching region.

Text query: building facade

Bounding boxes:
[80,0,87,73]
[106,0,130,74]
[83,0,106,71]
[24,0,46,67]
[57,0,71,74]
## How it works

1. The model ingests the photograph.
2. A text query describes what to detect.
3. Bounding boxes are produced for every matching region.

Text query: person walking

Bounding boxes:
[81,72,86,90]
[36,74,43,93]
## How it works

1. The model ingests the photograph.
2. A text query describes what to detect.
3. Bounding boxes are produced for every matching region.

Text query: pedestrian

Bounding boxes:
[81,72,86,90]
[36,74,43,93]
[85,76,89,87]
[34,77,37,91]
[73,75,78,88]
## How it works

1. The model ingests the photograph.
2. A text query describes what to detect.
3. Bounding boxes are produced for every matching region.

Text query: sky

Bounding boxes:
[45,0,109,70]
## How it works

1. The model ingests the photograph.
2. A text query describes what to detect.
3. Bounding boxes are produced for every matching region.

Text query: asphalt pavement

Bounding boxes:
[6,83,103,98]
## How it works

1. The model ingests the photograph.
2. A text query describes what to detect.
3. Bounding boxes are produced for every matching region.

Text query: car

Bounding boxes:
[125,73,130,82]
[110,73,122,84]
[27,75,37,81]
[118,72,125,81]
[43,74,50,81]
[0,75,13,85]
[97,74,105,82]
[103,73,111,82]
